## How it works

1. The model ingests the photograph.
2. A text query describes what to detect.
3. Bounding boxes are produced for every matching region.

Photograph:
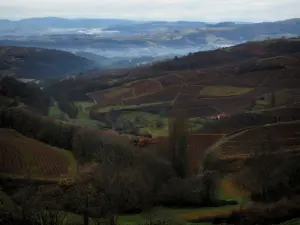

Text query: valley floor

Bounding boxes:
[62,176,246,225]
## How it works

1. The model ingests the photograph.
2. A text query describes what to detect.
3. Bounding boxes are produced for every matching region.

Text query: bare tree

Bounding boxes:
[240,128,284,201]
[63,182,99,225]
[168,111,189,178]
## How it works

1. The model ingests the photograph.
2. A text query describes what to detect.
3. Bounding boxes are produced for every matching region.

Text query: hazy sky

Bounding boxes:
[1,0,299,22]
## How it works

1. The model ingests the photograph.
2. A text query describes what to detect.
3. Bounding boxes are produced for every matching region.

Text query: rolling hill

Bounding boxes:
[68,38,300,136]
[0,128,77,183]
[217,120,300,160]
[1,18,299,68]
[1,30,300,225]
[0,46,94,79]
[0,76,51,114]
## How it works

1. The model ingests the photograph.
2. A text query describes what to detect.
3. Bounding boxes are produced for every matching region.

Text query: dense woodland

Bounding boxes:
[0,76,51,114]
[0,46,94,79]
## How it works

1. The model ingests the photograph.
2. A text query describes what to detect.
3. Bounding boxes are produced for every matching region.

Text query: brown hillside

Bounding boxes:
[150,38,300,72]
[48,38,300,105]
[0,128,77,182]
[217,121,300,159]
[86,39,300,120]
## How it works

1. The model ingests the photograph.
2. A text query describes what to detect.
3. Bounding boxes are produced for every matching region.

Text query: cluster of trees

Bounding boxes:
[0,107,130,162]
[236,129,300,203]
[0,46,93,79]
[43,74,132,103]
[111,117,140,136]
[168,113,189,178]
[0,76,51,115]
[111,116,162,137]
[57,101,78,119]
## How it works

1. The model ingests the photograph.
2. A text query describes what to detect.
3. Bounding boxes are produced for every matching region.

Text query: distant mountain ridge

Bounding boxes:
[0,17,138,30]
[0,17,299,70]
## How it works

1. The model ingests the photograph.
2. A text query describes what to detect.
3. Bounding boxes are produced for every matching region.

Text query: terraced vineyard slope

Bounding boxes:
[83,38,300,132]
[217,120,300,160]
[0,128,77,182]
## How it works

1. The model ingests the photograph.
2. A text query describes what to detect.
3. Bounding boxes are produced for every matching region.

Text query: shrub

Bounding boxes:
[140,207,184,225]
[157,171,219,207]
[217,196,300,225]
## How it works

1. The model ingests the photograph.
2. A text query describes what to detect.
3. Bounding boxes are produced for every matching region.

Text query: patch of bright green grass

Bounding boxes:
[280,219,300,225]
[69,118,103,129]
[141,126,169,137]
[72,101,105,129]
[62,205,236,225]
[219,176,249,201]
[48,102,67,119]
[103,87,132,99]
[255,99,270,106]
[118,214,144,225]
[74,101,95,120]
[49,101,102,129]
[170,205,239,221]
[119,112,168,137]
[180,29,198,35]
[96,102,170,113]
[218,186,235,201]
[118,208,216,225]
[199,86,253,97]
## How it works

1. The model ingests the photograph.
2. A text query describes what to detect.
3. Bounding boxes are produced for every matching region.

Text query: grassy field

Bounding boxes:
[69,118,103,129]
[180,29,199,35]
[255,99,270,106]
[188,118,205,133]
[71,101,104,128]
[175,205,239,221]
[116,113,205,137]
[140,126,169,137]
[119,112,168,137]
[49,101,104,129]
[48,102,67,119]
[74,101,95,120]
[102,87,133,99]
[218,177,248,201]
[116,176,247,224]
[96,101,170,113]
[280,219,300,225]
[49,101,95,121]
[63,206,233,225]
[199,86,253,97]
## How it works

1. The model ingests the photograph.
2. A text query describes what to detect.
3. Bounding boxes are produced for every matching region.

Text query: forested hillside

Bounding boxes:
[0,46,94,79]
